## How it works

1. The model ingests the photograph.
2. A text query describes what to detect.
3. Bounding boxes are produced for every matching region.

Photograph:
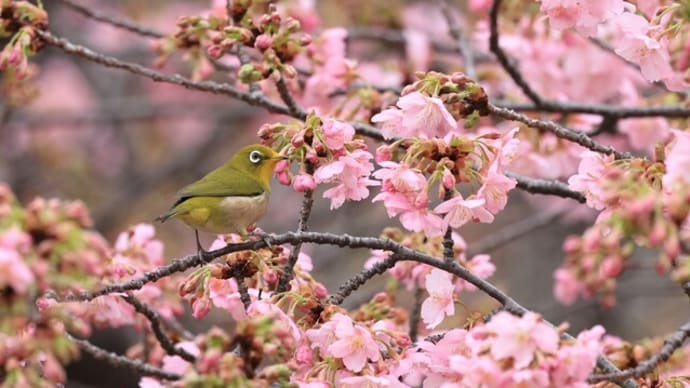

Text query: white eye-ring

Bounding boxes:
[249,150,263,164]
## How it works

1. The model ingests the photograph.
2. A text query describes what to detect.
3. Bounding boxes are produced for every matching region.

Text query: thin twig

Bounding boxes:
[489,103,633,160]
[276,165,315,293]
[494,100,690,119]
[275,76,306,118]
[35,29,387,142]
[68,334,182,380]
[467,206,569,257]
[507,172,586,203]
[438,0,476,79]
[122,294,196,362]
[57,0,164,38]
[588,320,690,383]
[489,0,542,104]
[409,287,425,342]
[442,191,455,263]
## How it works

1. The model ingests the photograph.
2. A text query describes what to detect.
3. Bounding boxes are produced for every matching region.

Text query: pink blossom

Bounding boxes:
[618,117,670,151]
[313,150,377,209]
[434,194,493,228]
[568,151,613,210]
[0,227,31,251]
[552,325,604,386]
[339,375,397,387]
[477,166,517,214]
[554,268,584,305]
[403,30,430,71]
[421,269,455,328]
[397,92,457,138]
[455,254,495,292]
[371,108,404,140]
[539,0,624,35]
[663,130,690,190]
[162,341,200,374]
[321,119,354,151]
[293,173,316,192]
[139,377,165,388]
[0,247,34,294]
[329,317,381,372]
[484,312,559,369]
[209,278,257,320]
[274,159,291,185]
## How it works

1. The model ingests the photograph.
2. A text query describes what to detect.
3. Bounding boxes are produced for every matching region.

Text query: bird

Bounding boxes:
[155,144,285,252]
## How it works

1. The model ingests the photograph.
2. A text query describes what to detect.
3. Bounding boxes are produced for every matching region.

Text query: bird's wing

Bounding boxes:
[172,166,265,207]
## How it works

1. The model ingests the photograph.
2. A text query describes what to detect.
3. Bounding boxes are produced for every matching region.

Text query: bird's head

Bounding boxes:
[229,144,286,188]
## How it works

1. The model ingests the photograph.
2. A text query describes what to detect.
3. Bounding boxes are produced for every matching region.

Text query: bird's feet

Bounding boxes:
[194,230,210,260]
[247,228,273,249]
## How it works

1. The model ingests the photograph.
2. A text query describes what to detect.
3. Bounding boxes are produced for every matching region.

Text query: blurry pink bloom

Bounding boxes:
[618,117,670,151]
[89,295,137,327]
[568,151,613,210]
[274,159,291,185]
[455,254,495,292]
[434,195,493,228]
[329,317,381,372]
[403,30,431,71]
[616,34,673,82]
[139,377,164,388]
[399,207,448,237]
[663,130,690,189]
[209,278,255,320]
[554,268,584,305]
[339,375,395,387]
[371,108,404,140]
[0,247,34,294]
[314,150,377,209]
[421,269,455,328]
[191,296,211,319]
[477,166,517,214]
[162,341,200,374]
[321,119,355,151]
[397,92,457,138]
[552,325,604,386]
[293,173,316,192]
[539,0,624,35]
[485,312,559,369]
[469,0,493,12]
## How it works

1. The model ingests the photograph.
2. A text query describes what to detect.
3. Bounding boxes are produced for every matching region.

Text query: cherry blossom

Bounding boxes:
[421,269,455,328]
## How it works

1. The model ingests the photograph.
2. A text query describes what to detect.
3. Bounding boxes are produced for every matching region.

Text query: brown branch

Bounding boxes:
[409,287,425,342]
[57,0,164,38]
[589,320,690,383]
[276,165,315,293]
[68,334,182,380]
[507,172,586,203]
[275,76,306,118]
[122,294,196,362]
[35,29,387,143]
[494,100,690,119]
[489,0,543,104]
[488,103,633,159]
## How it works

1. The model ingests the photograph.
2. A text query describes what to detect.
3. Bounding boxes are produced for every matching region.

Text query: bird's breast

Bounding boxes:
[202,192,269,234]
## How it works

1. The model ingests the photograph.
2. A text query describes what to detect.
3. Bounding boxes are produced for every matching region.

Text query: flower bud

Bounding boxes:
[254,34,273,51]
[293,174,316,192]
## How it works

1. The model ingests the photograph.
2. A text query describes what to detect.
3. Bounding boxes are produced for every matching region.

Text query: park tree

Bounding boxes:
[1,0,690,386]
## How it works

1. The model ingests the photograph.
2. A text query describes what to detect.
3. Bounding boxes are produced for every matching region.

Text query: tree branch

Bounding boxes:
[122,294,196,362]
[438,0,476,79]
[489,0,542,105]
[494,100,690,119]
[489,103,633,160]
[68,334,182,380]
[57,0,164,38]
[507,172,586,203]
[588,320,690,383]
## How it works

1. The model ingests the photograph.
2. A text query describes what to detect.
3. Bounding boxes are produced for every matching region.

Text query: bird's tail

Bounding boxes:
[154,210,176,223]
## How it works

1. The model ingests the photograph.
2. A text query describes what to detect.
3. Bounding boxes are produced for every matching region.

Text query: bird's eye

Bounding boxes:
[249,150,263,164]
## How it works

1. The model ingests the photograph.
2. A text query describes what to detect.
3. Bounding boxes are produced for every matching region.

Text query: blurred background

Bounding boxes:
[1,0,687,386]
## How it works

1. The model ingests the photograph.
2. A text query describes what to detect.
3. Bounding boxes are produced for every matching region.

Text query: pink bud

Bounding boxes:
[293,174,316,192]
[313,283,328,299]
[648,219,666,247]
[600,256,623,278]
[262,268,279,285]
[295,345,313,365]
[563,236,581,254]
[254,34,273,51]
[192,297,211,319]
[375,146,392,162]
[305,150,319,164]
[442,169,455,189]
[207,44,224,59]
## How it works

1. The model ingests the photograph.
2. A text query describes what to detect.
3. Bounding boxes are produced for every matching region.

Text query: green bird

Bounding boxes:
[156,144,285,251]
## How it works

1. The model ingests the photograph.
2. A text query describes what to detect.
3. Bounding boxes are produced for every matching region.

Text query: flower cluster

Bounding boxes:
[260,114,378,209]
[372,127,518,236]
[366,229,495,329]
[557,131,690,306]
[401,312,604,387]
